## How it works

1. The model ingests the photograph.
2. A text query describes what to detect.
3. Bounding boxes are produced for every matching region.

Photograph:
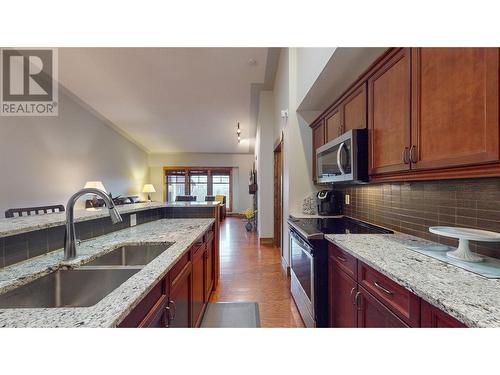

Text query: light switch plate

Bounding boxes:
[130,214,137,227]
[345,194,350,205]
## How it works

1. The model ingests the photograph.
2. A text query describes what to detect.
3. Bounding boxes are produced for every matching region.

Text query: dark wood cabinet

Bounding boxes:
[357,287,408,328]
[329,256,357,328]
[312,120,325,181]
[168,259,192,328]
[327,242,466,328]
[191,242,205,327]
[421,300,466,328]
[140,295,169,328]
[325,107,341,142]
[204,236,214,301]
[368,48,412,175]
[343,83,367,133]
[411,48,499,171]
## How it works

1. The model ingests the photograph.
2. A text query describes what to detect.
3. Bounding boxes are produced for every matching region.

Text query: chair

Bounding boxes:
[175,195,197,202]
[205,196,216,201]
[5,204,65,218]
[214,195,226,220]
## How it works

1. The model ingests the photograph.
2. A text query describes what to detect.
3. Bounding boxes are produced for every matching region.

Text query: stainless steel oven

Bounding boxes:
[290,229,315,327]
[316,129,368,184]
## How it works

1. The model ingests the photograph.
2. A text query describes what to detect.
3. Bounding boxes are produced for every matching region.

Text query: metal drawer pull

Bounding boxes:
[350,287,356,305]
[336,255,347,262]
[402,147,410,164]
[354,291,362,310]
[374,281,393,295]
[166,300,176,321]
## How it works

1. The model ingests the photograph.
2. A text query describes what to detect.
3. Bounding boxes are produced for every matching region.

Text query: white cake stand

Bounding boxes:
[429,226,500,263]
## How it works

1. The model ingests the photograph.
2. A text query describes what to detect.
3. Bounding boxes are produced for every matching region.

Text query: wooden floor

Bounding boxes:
[210,217,304,327]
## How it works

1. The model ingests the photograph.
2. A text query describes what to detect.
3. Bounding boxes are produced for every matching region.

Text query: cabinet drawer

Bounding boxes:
[328,243,357,279]
[358,262,420,327]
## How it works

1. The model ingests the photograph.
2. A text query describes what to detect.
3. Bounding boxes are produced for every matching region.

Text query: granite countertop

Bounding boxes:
[325,232,500,327]
[0,202,166,238]
[0,201,221,238]
[0,218,214,327]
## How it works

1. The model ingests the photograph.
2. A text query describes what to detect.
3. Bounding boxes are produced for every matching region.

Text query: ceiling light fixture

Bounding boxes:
[237,122,241,143]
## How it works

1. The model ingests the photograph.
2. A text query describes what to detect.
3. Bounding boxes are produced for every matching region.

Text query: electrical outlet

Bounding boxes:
[130,214,137,227]
[345,194,350,205]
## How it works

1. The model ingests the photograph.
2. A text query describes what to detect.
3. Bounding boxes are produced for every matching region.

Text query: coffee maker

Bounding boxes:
[317,190,342,216]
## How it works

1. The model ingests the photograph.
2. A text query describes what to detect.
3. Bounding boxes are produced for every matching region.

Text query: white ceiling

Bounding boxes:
[58,48,269,153]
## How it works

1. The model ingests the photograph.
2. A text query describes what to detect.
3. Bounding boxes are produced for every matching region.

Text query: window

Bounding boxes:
[166,171,186,202]
[189,171,208,202]
[164,167,233,210]
[212,173,231,209]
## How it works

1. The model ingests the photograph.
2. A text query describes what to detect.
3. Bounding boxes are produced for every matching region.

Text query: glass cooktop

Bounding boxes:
[290,217,393,237]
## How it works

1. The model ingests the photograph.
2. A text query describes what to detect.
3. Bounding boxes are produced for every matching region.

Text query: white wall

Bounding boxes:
[296,48,336,107]
[0,88,149,214]
[254,90,274,239]
[148,153,254,213]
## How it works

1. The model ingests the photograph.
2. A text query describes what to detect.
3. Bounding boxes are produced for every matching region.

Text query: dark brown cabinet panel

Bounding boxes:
[139,295,169,328]
[204,239,214,301]
[191,243,205,327]
[168,261,192,328]
[411,48,499,170]
[325,108,342,142]
[343,83,367,133]
[368,48,412,175]
[329,257,357,328]
[357,287,408,328]
[421,300,466,328]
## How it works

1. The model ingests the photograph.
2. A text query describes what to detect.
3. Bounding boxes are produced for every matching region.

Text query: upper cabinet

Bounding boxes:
[368,48,411,175]
[411,48,499,170]
[312,120,325,181]
[311,47,500,183]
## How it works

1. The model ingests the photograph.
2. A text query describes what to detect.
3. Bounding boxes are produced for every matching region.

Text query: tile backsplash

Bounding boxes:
[340,178,500,259]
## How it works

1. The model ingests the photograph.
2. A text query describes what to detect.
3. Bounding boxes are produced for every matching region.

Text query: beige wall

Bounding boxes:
[0,88,149,214]
[148,153,254,213]
[255,90,274,239]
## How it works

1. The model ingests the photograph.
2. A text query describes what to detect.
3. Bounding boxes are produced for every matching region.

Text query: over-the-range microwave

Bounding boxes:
[316,129,368,184]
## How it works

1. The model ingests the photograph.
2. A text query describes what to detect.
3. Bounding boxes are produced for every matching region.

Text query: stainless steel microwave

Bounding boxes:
[316,129,368,184]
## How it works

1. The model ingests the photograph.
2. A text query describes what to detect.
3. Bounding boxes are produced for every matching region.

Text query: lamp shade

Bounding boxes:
[84,181,107,193]
[142,184,156,193]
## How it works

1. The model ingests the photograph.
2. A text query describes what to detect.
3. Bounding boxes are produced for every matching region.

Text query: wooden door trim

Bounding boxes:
[411,48,500,170]
[368,47,412,175]
[273,134,283,249]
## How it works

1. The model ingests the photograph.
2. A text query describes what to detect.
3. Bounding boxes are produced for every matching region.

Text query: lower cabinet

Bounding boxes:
[328,242,467,328]
[118,225,217,328]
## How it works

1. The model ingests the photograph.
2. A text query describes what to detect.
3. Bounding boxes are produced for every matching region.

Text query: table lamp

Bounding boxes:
[142,184,156,202]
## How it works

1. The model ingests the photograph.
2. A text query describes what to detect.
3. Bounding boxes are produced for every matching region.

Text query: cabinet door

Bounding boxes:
[168,262,192,328]
[325,108,342,142]
[368,48,412,175]
[204,239,214,301]
[312,121,325,181]
[357,287,408,328]
[343,83,367,133]
[329,257,357,327]
[411,48,499,170]
[139,295,169,328]
[421,300,466,328]
[192,244,205,327]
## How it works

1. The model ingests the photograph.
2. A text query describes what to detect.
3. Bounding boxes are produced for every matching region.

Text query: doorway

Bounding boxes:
[273,136,283,251]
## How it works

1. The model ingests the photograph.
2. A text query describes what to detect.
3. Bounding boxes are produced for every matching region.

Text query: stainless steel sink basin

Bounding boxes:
[0,268,140,308]
[82,243,171,267]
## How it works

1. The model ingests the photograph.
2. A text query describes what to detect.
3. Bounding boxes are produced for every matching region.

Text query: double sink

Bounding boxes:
[0,243,172,309]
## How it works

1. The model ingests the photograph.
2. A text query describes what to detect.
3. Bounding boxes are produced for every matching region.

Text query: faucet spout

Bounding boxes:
[63,188,123,260]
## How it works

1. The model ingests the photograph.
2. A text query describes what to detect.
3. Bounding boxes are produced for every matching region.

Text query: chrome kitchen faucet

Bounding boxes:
[64,188,123,260]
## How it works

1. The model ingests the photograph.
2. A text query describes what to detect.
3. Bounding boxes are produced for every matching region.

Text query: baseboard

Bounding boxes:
[227,212,244,218]
[259,237,274,246]
[281,256,290,275]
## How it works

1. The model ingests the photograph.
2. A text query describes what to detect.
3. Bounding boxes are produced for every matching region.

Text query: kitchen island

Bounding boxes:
[0,218,217,327]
